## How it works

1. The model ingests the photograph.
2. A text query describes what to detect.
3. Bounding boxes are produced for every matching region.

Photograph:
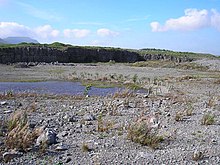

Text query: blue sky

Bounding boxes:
[0,0,220,55]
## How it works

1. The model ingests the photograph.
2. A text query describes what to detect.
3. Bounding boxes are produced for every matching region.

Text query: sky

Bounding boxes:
[0,0,220,55]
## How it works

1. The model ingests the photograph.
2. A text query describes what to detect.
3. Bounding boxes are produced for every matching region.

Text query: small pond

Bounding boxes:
[0,81,126,96]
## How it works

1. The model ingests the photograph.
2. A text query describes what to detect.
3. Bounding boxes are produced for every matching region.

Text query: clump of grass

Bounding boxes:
[5,110,41,152]
[127,120,163,149]
[27,102,37,112]
[84,84,92,96]
[112,89,134,98]
[132,74,138,83]
[207,97,217,108]
[186,104,194,116]
[186,108,193,116]
[97,114,114,132]
[125,83,142,90]
[82,143,90,152]
[214,79,220,84]
[201,113,215,125]
[175,112,183,121]
[192,150,203,161]
[38,140,48,154]
[7,110,28,131]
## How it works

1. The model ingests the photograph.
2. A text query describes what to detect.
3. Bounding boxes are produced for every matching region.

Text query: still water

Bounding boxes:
[0,81,122,96]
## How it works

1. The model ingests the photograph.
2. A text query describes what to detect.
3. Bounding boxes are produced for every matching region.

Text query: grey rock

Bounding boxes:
[58,131,68,138]
[63,114,69,120]
[83,114,96,121]
[55,143,68,151]
[66,157,72,163]
[135,151,153,159]
[3,150,23,162]
[76,123,82,129]
[4,110,13,114]
[211,139,218,145]
[69,116,78,122]
[0,101,8,105]
[36,128,57,146]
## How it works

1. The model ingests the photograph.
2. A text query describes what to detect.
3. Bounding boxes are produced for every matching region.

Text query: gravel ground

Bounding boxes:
[0,62,220,164]
[0,62,215,82]
[194,59,220,71]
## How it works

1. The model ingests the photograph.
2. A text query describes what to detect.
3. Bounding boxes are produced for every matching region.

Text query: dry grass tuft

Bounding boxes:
[4,110,42,152]
[112,89,135,98]
[97,115,114,132]
[201,113,215,125]
[82,142,90,152]
[175,112,184,121]
[127,120,163,149]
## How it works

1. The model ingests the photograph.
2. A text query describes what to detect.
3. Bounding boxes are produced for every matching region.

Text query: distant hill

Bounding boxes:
[3,37,39,44]
[0,38,8,44]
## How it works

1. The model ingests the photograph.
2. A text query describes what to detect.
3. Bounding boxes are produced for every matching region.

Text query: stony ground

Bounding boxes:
[0,59,220,164]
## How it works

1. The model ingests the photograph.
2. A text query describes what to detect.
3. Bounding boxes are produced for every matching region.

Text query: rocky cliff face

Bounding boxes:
[143,54,192,63]
[0,46,191,64]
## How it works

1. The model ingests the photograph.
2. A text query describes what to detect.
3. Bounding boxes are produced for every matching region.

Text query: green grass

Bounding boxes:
[81,80,122,88]
[132,61,209,71]
[137,48,216,59]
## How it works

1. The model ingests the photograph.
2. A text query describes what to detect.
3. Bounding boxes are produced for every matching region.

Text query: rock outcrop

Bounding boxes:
[143,54,192,63]
[0,46,192,64]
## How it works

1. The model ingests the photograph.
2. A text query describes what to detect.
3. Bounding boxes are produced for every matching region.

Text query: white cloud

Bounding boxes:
[63,29,90,38]
[0,22,122,44]
[211,9,220,31]
[34,25,60,39]
[0,22,60,41]
[97,28,119,37]
[150,22,161,32]
[0,22,33,38]
[151,8,220,32]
